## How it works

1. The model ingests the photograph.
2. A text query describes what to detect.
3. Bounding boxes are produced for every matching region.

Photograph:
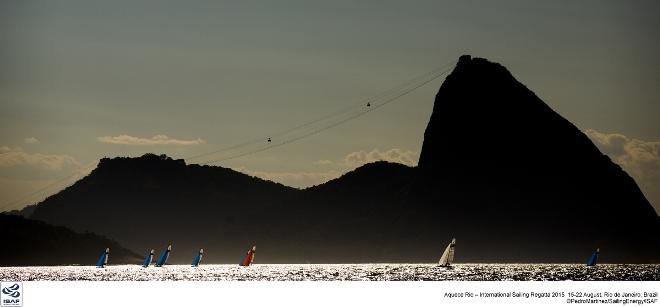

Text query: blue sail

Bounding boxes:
[191,249,204,267]
[155,244,172,267]
[142,249,154,267]
[96,248,109,268]
[586,248,599,266]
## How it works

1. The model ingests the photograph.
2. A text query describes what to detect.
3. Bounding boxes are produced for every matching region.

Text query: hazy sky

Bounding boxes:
[1,0,659,213]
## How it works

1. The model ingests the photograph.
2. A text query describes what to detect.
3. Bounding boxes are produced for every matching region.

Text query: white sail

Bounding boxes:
[438,238,456,266]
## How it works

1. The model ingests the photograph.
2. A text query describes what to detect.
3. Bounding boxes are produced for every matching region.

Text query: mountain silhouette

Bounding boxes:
[28,153,299,264]
[405,55,660,262]
[20,56,660,264]
[0,214,140,266]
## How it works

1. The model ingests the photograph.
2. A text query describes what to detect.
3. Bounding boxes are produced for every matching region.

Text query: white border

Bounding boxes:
[17,281,660,307]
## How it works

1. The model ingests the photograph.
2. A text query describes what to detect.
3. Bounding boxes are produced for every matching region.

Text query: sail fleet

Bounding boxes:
[95,244,257,268]
[94,240,602,268]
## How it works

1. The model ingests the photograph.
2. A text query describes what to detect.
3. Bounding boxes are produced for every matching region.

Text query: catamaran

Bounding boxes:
[191,249,204,267]
[438,238,456,267]
[240,246,256,266]
[586,248,599,266]
[142,249,154,267]
[96,248,109,268]
[155,244,172,267]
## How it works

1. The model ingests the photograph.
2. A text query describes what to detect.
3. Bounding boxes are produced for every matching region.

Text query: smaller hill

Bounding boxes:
[0,214,141,266]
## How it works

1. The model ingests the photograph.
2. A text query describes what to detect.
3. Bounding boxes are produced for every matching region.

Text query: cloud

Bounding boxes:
[24,137,39,144]
[98,134,206,146]
[585,129,660,178]
[0,146,81,172]
[343,148,418,167]
[314,159,333,165]
[585,129,660,212]
[233,148,419,188]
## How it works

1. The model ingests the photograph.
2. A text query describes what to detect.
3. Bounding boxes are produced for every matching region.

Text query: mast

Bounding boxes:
[155,244,172,267]
[586,248,599,266]
[240,246,256,266]
[142,249,154,267]
[96,248,109,268]
[192,249,204,267]
[438,238,456,267]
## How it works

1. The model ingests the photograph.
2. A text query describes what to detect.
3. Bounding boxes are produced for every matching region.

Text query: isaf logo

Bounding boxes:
[1,285,19,298]
[0,282,22,307]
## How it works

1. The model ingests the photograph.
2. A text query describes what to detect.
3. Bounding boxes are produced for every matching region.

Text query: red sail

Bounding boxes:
[240,246,256,266]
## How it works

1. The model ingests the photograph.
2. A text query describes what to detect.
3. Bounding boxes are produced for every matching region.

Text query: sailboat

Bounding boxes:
[96,248,109,268]
[586,248,599,266]
[191,249,204,267]
[155,244,172,267]
[438,238,456,267]
[240,246,256,266]
[142,249,154,267]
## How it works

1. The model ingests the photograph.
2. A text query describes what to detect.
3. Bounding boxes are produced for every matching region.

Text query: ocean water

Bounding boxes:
[1,264,658,281]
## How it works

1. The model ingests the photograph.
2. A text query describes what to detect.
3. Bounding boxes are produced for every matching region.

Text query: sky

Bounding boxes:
[1,0,659,214]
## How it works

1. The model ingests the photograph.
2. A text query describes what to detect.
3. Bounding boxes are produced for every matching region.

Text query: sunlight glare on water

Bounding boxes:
[1,264,658,281]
